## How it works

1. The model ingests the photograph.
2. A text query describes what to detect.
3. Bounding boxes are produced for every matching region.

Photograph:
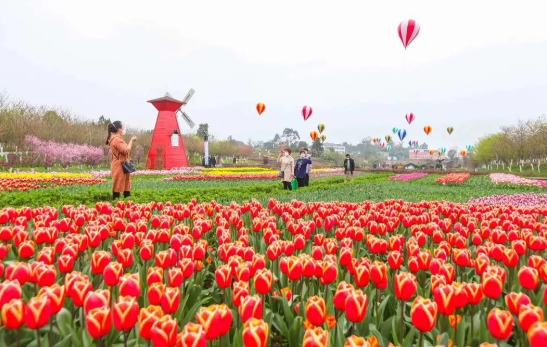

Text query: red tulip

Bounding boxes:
[0,279,22,309]
[196,304,233,340]
[333,281,354,311]
[38,283,65,314]
[177,322,207,347]
[152,315,178,347]
[253,268,273,295]
[482,273,503,300]
[91,250,112,275]
[528,321,547,347]
[1,298,25,329]
[464,283,483,306]
[518,304,544,333]
[113,296,139,331]
[387,251,404,270]
[162,287,181,314]
[148,283,165,306]
[305,296,327,327]
[119,273,141,298]
[345,289,368,323]
[25,295,51,329]
[87,307,112,339]
[58,254,75,273]
[168,268,184,288]
[5,261,30,285]
[103,261,123,287]
[487,308,514,341]
[411,296,438,332]
[139,305,163,340]
[233,280,250,307]
[72,280,93,307]
[302,327,329,347]
[287,256,303,281]
[238,295,263,323]
[518,266,540,291]
[243,318,269,347]
[370,261,388,290]
[147,266,164,286]
[84,289,110,315]
[505,292,531,315]
[215,265,232,289]
[353,265,370,288]
[394,272,418,301]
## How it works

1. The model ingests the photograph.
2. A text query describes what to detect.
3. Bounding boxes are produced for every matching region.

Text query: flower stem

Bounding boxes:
[400,300,405,341]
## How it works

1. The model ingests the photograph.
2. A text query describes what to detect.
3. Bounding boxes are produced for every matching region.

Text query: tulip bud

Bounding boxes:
[113,296,139,332]
[177,322,207,347]
[91,250,112,275]
[119,273,141,298]
[139,305,163,340]
[152,315,178,347]
[518,266,540,291]
[86,307,112,339]
[243,318,269,347]
[103,261,123,287]
[215,265,232,289]
[0,279,22,309]
[38,283,65,314]
[333,281,354,312]
[345,289,369,323]
[411,296,438,332]
[1,298,25,329]
[239,295,263,324]
[305,296,327,327]
[528,321,547,347]
[394,272,418,302]
[487,308,514,341]
[161,287,181,315]
[303,327,329,347]
[25,295,51,330]
[518,304,544,333]
[344,335,370,347]
[505,292,531,316]
[84,289,110,315]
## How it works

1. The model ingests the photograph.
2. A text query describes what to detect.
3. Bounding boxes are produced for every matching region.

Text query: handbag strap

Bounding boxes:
[109,138,126,162]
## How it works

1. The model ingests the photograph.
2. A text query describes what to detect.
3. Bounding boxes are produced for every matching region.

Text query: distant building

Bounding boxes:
[409,149,445,160]
[323,143,346,154]
[377,152,389,158]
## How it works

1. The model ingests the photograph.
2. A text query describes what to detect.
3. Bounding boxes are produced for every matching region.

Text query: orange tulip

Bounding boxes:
[344,335,371,347]
[305,296,327,327]
[177,322,206,347]
[86,307,112,339]
[151,315,178,347]
[303,327,329,347]
[411,296,438,332]
[345,289,368,323]
[487,308,514,341]
[113,296,139,332]
[326,314,336,330]
[518,304,544,333]
[394,272,417,301]
[1,298,25,329]
[528,321,547,347]
[280,287,292,302]
[139,305,163,340]
[243,318,269,347]
[239,295,263,323]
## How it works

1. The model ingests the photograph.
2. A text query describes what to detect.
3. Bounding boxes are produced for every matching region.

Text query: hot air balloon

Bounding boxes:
[397,129,407,142]
[379,142,386,149]
[385,135,392,143]
[441,148,447,154]
[392,127,398,134]
[386,145,391,151]
[414,149,419,155]
[460,150,467,157]
[429,150,435,156]
[438,150,443,156]
[376,138,382,144]
[424,126,432,135]
[302,106,313,121]
[466,145,473,151]
[310,131,319,142]
[447,127,454,135]
[372,138,378,144]
[256,103,266,115]
[408,141,413,147]
[317,124,325,134]
[320,135,327,142]
[405,113,415,124]
[413,141,418,147]
[398,20,420,49]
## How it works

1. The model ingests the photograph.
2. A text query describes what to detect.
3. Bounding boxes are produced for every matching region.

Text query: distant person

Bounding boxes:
[233,157,237,165]
[302,148,312,187]
[294,150,312,188]
[344,154,355,182]
[278,148,294,190]
[211,156,217,167]
[106,121,136,200]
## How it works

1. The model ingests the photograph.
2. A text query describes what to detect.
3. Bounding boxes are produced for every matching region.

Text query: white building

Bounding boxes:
[323,143,346,154]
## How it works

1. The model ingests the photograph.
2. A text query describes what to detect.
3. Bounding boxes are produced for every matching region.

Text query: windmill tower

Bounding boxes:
[146,89,195,169]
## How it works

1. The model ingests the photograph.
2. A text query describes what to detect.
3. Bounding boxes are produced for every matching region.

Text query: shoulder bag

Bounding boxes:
[110,141,136,174]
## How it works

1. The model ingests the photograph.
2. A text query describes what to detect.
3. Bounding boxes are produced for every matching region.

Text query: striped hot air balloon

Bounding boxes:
[320,135,327,142]
[447,127,454,135]
[256,103,265,115]
[385,135,392,143]
[424,126,432,135]
[397,129,407,141]
[429,150,435,156]
[398,20,420,49]
[405,112,415,124]
[317,124,325,134]
[414,149,419,155]
[302,106,313,121]
[310,131,319,142]
[379,142,386,149]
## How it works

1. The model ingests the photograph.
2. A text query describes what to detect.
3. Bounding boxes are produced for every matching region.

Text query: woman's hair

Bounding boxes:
[284,148,292,154]
[106,121,123,145]
[300,150,306,155]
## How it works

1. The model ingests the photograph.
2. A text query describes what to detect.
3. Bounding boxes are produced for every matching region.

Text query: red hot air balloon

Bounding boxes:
[302,106,313,121]
[429,150,435,156]
[405,113,415,124]
[256,103,265,115]
[424,126,432,135]
[398,20,420,49]
[310,131,319,142]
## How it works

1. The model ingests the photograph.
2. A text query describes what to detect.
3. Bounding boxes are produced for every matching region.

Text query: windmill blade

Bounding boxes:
[178,110,195,129]
[182,88,195,104]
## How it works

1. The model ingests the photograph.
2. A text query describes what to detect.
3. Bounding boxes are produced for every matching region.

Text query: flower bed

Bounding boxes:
[0,177,107,192]
[165,174,278,181]
[436,173,471,184]
[90,167,203,178]
[469,192,547,206]
[489,173,547,187]
[388,173,429,182]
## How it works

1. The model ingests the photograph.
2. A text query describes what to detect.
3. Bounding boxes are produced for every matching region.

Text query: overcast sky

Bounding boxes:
[1,1,547,150]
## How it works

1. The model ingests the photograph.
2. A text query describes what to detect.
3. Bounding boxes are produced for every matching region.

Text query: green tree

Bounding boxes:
[281,128,300,146]
[311,139,324,157]
[197,123,209,139]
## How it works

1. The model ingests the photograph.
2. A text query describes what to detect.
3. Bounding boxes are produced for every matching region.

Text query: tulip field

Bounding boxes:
[1,169,547,347]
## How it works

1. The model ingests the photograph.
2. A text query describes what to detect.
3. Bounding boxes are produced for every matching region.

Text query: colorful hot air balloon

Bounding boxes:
[466,145,473,151]
[379,142,386,149]
[385,135,392,143]
[424,126,432,135]
[398,20,420,50]
[447,127,454,135]
[386,145,391,151]
[320,135,326,142]
[429,150,435,156]
[256,103,266,115]
[397,129,407,141]
[460,150,467,157]
[372,138,378,144]
[413,141,418,147]
[317,124,325,134]
[438,150,443,156]
[392,128,398,134]
[405,113,415,124]
[413,149,419,155]
[441,148,447,154]
[302,106,313,121]
[310,131,319,142]
[376,138,382,144]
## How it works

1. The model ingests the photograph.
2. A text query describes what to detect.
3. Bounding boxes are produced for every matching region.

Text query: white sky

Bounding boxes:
[1,0,547,150]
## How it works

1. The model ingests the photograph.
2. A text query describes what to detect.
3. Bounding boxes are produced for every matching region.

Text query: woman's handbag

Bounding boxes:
[112,150,136,174]
[279,171,284,179]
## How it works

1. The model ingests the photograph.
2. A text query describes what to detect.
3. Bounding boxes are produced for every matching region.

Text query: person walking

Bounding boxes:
[294,150,312,188]
[106,121,136,200]
[277,148,294,190]
[303,148,312,187]
[343,154,355,182]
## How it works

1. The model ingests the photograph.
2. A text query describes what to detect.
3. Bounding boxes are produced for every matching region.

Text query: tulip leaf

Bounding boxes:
[180,296,213,327]
[377,294,391,325]
[288,316,303,347]
[53,335,73,347]
[82,330,92,347]
[402,327,416,347]
[369,325,388,347]
[272,313,289,338]
[56,308,72,337]
[281,297,295,328]
[437,332,449,347]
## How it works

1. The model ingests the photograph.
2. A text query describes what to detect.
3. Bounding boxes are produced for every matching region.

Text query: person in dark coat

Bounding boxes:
[294,150,312,188]
[211,156,216,167]
[343,154,355,182]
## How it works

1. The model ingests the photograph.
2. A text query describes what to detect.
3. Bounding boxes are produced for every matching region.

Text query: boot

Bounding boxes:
[123,191,131,198]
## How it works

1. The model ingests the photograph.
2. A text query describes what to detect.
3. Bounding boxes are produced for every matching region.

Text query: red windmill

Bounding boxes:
[146,90,195,170]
